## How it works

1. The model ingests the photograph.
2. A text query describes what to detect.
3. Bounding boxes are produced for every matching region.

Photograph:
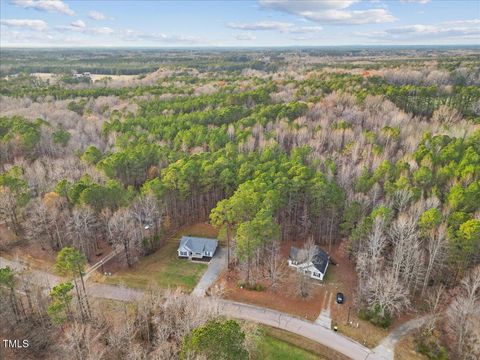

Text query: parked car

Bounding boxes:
[336,292,345,304]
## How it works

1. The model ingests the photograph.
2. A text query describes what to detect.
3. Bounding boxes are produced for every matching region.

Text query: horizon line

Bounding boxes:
[1,44,480,50]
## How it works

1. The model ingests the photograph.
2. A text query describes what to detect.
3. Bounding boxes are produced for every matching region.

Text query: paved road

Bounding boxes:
[1,255,424,360]
[0,256,143,302]
[0,256,60,288]
[219,300,373,360]
[192,247,227,297]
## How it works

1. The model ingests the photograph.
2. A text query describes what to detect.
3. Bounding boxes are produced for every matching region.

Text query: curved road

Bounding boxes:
[219,300,371,360]
[1,255,414,359]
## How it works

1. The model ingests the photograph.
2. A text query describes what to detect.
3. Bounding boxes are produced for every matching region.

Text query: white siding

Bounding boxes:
[288,260,326,281]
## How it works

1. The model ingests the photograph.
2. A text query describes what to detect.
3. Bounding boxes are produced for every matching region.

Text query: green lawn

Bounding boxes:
[97,234,209,291]
[258,335,321,360]
[257,326,348,360]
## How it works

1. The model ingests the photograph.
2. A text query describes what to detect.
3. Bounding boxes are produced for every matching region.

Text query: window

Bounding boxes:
[180,251,188,256]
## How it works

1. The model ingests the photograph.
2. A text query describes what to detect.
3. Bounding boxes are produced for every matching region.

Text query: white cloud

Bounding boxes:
[121,29,201,44]
[235,33,257,40]
[1,28,54,44]
[356,18,480,42]
[55,23,114,36]
[400,0,431,4]
[88,10,107,21]
[1,18,48,31]
[10,0,75,16]
[442,19,480,27]
[290,25,323,33]
[90,26,114,35]
[71,20,86,28]
[259,0,396,24]
[228,21,322,33]
[228,21,294,32]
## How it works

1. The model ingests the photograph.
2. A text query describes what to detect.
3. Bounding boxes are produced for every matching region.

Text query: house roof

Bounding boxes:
[311,247,330,274]
[289,246,302,261]
[179,236,218,254]
[289,245,330,274]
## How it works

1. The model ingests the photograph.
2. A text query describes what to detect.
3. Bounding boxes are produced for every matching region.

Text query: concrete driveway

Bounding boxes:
[191,246,227,297]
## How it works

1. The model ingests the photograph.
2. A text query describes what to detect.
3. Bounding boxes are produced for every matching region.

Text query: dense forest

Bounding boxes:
[1,48,479,360]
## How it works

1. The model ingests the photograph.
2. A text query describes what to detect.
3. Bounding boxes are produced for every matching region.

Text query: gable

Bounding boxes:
[289,245,329,274]
[178,243,190,252]
[178,236,218,254]
[311,250,329,274]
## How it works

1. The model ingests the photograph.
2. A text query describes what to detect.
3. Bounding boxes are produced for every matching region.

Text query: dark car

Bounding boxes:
[336,292,345,304]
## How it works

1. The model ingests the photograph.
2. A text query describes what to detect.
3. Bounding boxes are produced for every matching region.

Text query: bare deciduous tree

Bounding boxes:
[422,223,447,296]
[357,217,386,283]
[364,270,411,319]
[130,194,163,253]
[264,240,287,290]
[390,213,424,294]
[152,289,218,357]
[108,208,138,267]
[424,285,445,334]
[446,267,480,359]
[0,187,23,235]
[68,206,98,260]
[295,271,313,299]
[432,105,462,124]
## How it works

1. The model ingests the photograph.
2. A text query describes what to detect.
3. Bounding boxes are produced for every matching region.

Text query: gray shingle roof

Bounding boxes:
[179,236,218,254]
[289,246,302,261]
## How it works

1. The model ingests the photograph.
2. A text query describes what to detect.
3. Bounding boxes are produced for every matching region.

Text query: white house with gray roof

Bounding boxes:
[288,245,330,281]
[177,236,218,260]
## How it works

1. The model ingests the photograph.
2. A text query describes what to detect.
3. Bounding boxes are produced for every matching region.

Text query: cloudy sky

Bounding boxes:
[1,0,479,47]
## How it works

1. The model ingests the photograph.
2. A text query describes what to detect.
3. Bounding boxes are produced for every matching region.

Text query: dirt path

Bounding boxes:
[84,245,121,280]
[371,316,430,360]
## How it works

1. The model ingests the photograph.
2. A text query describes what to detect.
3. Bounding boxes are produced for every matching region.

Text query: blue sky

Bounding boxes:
[1,0,479,47]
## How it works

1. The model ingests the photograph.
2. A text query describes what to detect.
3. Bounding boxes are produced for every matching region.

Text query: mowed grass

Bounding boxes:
[97,223,218,292]
[257,326,348,360]
[258,335,320,360]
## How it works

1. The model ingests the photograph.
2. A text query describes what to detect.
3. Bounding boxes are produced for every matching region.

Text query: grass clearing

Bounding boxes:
[258,335,320,360]
[258,326,348,360]
[94,223,217,292]
[334,321,388,349]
